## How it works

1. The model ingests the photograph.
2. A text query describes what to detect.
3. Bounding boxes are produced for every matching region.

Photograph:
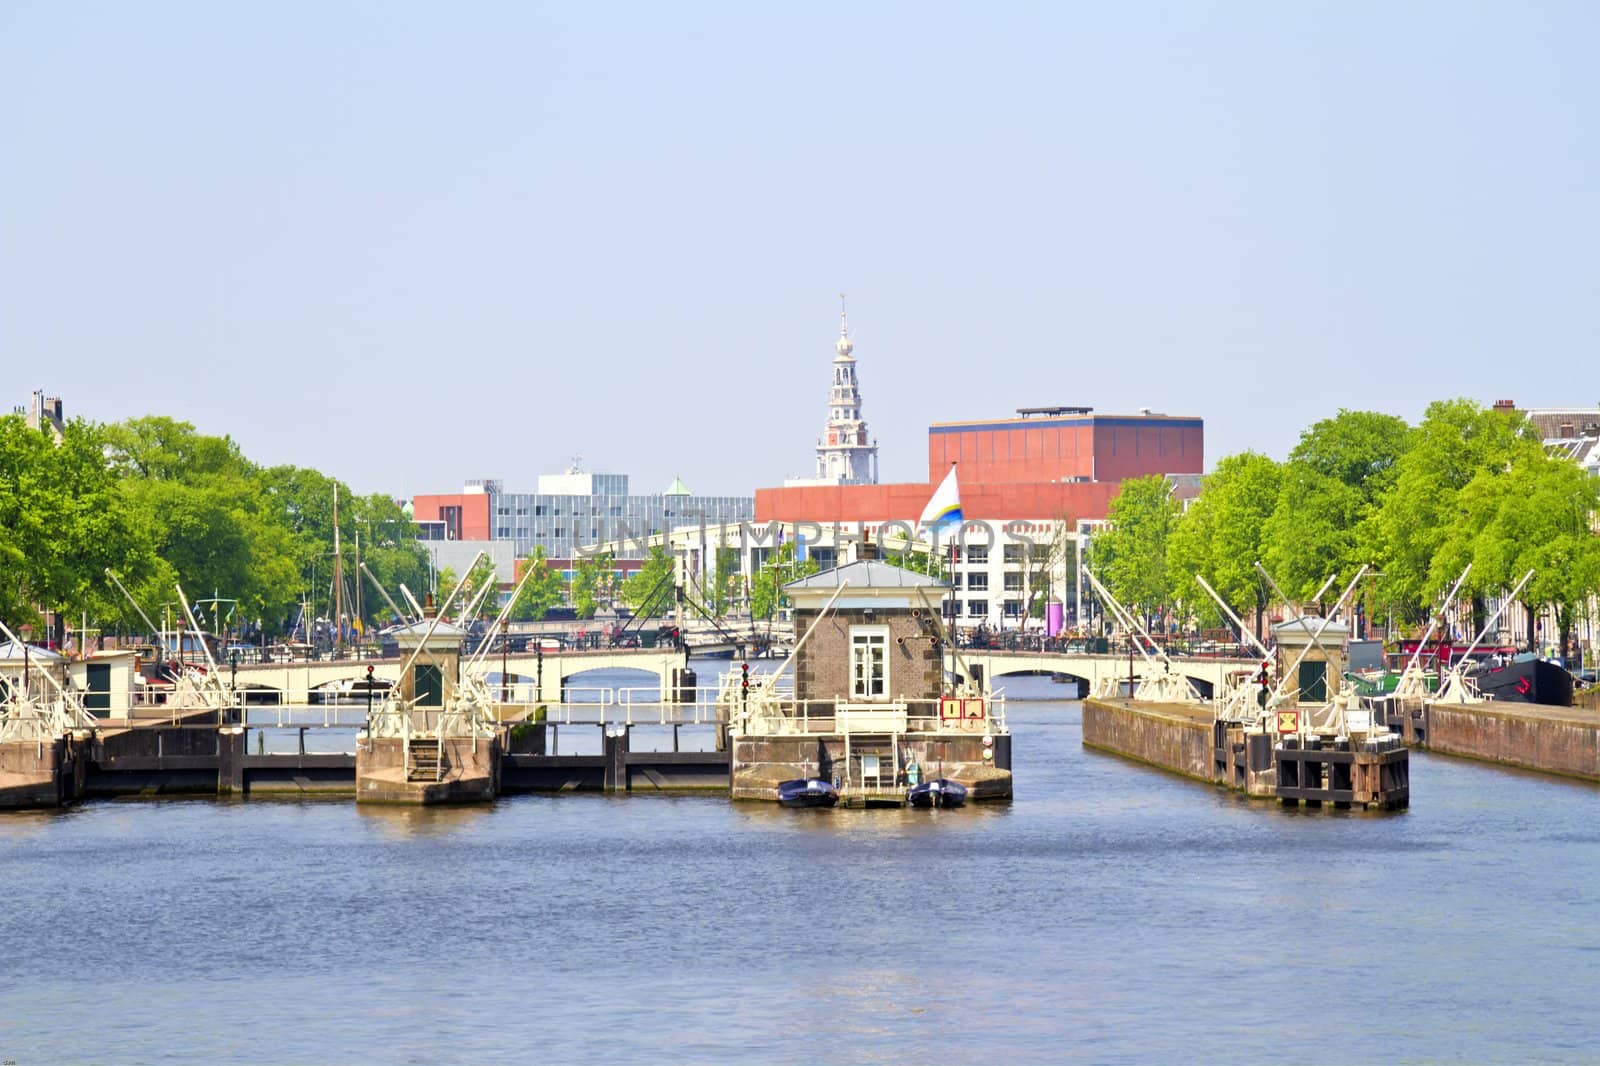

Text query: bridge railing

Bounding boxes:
[542,687,725,726]
[959,634,1261,659]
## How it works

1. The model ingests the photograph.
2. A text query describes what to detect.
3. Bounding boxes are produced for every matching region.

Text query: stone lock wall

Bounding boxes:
[1082,698,1212,782]
[794,606,943,705]
[1426,703,1600,782]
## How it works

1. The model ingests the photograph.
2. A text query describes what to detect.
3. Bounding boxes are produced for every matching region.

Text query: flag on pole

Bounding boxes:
[918,464,962,537]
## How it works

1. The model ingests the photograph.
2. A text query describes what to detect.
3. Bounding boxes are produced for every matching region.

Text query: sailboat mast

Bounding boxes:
[333,487,344,660]
[354,527,363,658]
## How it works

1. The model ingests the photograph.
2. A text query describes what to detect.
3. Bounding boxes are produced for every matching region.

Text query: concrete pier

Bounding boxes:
[2,717,732,805]
[1084,697,1408,810]
[355,735,501,805]
[1373,697,1600,783]
[0,735,91,809]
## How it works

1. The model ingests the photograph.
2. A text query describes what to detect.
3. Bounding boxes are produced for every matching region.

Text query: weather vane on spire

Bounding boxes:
[839,292,848,336]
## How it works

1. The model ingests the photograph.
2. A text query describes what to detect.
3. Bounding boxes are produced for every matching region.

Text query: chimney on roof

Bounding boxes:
[1492,399,1516,411]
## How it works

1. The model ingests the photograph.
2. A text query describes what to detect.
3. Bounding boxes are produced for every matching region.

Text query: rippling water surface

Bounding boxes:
[2,671,1597,1064]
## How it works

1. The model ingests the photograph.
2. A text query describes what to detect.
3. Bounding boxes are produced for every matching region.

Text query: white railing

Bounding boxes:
[241,725,363,757]
[542,687,725,726]
[730,690,1010,738]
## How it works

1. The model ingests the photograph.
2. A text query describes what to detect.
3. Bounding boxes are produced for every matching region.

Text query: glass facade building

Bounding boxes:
[415,473,754,562]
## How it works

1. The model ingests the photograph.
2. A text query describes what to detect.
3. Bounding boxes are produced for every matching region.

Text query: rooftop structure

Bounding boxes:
[1492,399,1600,440]
[14,390,65,443]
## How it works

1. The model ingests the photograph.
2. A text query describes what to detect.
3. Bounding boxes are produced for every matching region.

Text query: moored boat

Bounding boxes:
[907,778,967,809]
[777,778,839,808]
[1468,654,1575,707]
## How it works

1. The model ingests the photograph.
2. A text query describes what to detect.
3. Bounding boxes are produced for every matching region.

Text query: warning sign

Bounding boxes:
[1276,710,1300,734]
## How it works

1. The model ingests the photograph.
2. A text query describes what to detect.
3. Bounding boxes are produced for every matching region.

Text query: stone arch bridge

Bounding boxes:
[957,650,1260,699]
[233,647,685,705]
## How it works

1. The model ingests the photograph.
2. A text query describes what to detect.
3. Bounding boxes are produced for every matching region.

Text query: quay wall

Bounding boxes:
[1424,702,1600,783]
[1081,698,1210,782]
[0,737,88,808]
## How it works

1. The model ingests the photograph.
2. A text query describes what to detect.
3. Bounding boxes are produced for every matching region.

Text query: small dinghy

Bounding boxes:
[777,778,839,808]
[907,778,967,809]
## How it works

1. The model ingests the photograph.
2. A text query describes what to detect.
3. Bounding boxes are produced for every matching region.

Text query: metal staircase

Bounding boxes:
[406,737,443,782]
[842,733,900,804]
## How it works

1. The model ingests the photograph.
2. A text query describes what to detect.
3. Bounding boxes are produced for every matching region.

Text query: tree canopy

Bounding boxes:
[750,542,818,619]
[1168,452,1280,635]
[510,548,565,622]
[1,412,429,643]
[622,545,675,614]
[1134,399,1600,659]
[1092,474,1179,625]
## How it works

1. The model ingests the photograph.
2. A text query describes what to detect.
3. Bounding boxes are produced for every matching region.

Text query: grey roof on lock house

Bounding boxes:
[784,559,951,591]
[392,620,470,639]
[1272,616,1351,639]
[0,641,64,662]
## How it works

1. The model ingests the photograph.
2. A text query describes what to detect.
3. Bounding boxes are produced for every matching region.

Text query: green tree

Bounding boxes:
[1093,475,1179,628]
[1287,409,1411,499]
[1253,410,1412,616]
[622,545,675,614]
[1169,453,1281,638]
[102,416,253,482]
[510,548,565,622]
[0,416,164,639]
[1024,541,1054,620]
[1363,399,1543,623]
[106,418,305,635]
[709,546,739,616]
[1434,453,1600,655]
[750,542,818,618]
[571,552,612,619]
[885,546,949,580]
[1259,465,1362,605]
[350,492,430,625]
[461,556,502,618]
[434,566,457,600]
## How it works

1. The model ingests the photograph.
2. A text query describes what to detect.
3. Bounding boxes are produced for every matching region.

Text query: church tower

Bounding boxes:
[810,297,879,484]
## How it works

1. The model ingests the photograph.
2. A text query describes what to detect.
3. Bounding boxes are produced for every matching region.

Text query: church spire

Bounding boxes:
[812,298,876,484]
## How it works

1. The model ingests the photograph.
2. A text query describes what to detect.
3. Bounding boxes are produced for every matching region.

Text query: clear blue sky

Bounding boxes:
[3,1,1595,498]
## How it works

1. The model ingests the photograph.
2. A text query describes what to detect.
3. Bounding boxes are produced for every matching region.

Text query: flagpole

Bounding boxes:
[946,535,954,697]
[944,461,956,697]
[917,461,961,699]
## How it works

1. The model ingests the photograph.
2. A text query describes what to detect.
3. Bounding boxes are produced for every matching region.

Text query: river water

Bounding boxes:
[2,669,1597,1064]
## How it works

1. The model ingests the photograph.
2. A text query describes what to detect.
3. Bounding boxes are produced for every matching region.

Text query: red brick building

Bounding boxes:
[412,491,491,542]
[757,408,1204,525]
